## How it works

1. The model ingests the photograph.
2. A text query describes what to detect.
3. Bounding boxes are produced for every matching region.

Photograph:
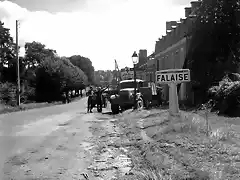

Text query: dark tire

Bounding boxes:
[111,104,119,114]
[137,98,144,110]
[97,106,102,112]
[120,106,125,112]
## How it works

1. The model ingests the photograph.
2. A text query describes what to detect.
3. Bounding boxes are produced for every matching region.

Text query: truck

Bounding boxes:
[109,79,162,114]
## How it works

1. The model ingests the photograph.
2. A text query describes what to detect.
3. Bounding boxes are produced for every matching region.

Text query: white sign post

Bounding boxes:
[156,69,190,118]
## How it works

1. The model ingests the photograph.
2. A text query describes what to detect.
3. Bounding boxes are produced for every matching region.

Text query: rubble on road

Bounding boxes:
[87,115,134,180]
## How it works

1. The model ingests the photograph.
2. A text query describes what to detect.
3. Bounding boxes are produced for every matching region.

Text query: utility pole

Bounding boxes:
[16,20,21,106]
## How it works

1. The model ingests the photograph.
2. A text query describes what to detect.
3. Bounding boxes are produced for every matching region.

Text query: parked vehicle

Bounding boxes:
[109,79,162,114]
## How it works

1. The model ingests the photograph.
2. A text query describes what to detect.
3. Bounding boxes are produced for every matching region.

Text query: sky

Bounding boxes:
[0,0,192,70]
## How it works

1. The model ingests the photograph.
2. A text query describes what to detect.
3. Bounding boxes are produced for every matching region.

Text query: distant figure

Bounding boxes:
[96,86,109,112]
[87,86,94,113]
[63,91,70,104]
[62,92,66,104]
[67,91,71,103]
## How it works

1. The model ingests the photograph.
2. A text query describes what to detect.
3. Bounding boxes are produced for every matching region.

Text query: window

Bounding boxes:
[162,57,165,69]
[175,50,179,68]
[120,82,135,89]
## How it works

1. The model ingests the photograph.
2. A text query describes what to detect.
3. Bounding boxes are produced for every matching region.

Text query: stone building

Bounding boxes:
[139,52,155,82]
[154,0,202,105]
[135,49,148,80]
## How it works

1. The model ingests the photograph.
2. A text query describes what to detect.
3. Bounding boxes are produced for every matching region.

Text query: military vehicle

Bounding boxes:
[109,79,162,114]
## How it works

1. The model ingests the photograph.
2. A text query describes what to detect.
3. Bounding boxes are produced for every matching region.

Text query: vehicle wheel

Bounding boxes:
[111,104,119,114]
[97,106,102,113]
[120,106,125,112]
[137,98,144,110]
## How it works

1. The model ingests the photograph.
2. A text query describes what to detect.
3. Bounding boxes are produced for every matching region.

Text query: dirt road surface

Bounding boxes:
[0,98,133,180]
[0,98,89,179]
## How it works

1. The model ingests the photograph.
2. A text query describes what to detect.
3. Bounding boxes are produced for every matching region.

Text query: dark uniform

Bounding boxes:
[87,87,94,113]
[96,86,108,112]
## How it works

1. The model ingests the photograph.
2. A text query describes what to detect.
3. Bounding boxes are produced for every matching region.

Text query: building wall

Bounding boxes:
[146,58,155,82]
[154,1,201,104]
[155,38,187,101]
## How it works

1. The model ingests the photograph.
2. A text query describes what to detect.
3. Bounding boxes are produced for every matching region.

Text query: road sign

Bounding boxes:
[156,69,190,84]
[155,69,191,120]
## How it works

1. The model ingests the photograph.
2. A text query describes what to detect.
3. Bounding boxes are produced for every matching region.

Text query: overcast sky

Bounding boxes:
[0,0,192,70]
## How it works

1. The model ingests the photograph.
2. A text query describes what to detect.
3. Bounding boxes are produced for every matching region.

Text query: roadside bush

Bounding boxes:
[0,82,17,106]
[208,73,240,116]
[21,84,36,103]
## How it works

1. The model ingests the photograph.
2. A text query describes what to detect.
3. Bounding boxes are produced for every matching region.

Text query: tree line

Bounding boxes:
[0,21,95,105]
[185,0,240,106]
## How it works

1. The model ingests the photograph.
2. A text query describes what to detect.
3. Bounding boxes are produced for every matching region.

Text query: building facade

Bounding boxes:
[137,50,156,82]
[154,0,201,104]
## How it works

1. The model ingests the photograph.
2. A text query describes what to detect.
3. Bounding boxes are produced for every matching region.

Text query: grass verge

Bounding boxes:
[115,109,240,180]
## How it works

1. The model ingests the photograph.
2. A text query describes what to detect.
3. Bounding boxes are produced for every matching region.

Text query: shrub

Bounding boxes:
[21,84,36,103]
[0,82,17,106]
[208,73,240,116]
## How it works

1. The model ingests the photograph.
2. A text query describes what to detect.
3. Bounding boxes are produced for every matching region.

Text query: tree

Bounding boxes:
[35,56,87,102]
[0,22,95,105]
[60,57,88,90]
[94,70,114,86]
[186,0,240,104]
[24,41,56,69]
[0,21,16,82]
[69,55,95,84]
[22,41,57,87]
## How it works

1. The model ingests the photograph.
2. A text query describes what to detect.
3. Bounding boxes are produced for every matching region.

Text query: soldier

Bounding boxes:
[80,90,83,97]
[96,86,109,112]
[66,91,71,103]
[87,86,94,113]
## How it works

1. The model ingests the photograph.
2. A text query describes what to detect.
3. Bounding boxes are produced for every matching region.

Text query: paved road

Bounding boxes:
[0,97,96,179]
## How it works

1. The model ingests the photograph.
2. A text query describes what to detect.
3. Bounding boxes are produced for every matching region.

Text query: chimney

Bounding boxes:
[138,49,147,65]
[191,1,201,12]
[155,38,163,54]
[185,7,192,18]
[180,18,186,23]
[166,21,177,33]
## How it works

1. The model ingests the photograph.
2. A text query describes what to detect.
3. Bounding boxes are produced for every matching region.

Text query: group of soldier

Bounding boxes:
[61,86,109,113]
[87,85,109,113]
[62,90,83,104]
